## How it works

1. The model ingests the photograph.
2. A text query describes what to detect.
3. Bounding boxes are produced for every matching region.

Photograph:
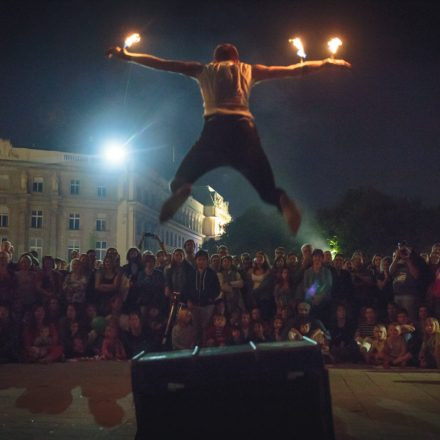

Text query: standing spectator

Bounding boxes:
[390,245,427,322]
[120,247,143,304]
[273,267,295,311]
[185,250,220,343]
[95,255,120,315]
[15,254,40,316]
[38,256,62,303]
[217,255,245,316]
[210,254,221,273]
[249,251,274,320]
[376,256,394,316]
[302,249,333,321]
[164,248,194,305]
[135,254,165,314]
[331,254,354,307]
[183,239,196,267]
[351,252,376,315]
[63,258,88,305]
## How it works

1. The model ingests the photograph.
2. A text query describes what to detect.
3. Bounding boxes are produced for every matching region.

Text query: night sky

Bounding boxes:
[1,0,439,218]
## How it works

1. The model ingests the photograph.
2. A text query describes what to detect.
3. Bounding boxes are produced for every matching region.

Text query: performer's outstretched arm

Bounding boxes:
[252,58,351,82]
[106,46,203,78]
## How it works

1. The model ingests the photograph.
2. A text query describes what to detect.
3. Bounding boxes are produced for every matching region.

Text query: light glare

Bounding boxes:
[104,142,126,165]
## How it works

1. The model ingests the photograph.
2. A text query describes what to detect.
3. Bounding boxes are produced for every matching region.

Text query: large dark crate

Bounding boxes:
[131,340,334,438]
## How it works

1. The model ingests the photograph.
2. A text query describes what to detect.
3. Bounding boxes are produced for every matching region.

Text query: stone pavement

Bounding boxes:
[0,362,439,439]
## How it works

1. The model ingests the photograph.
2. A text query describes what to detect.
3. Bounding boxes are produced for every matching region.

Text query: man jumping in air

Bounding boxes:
[106,43,351,235]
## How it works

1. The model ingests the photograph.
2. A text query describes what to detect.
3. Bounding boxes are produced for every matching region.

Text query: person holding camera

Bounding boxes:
[389,243,428,322]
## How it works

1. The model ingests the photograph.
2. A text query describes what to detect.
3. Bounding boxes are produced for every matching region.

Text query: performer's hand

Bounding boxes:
[324,58,352,69]
[106,46,126,59]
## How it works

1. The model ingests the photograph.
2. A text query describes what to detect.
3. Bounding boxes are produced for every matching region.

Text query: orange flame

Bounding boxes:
[328,37,342,55]
[124,33,141,48]
[289,37,306,59]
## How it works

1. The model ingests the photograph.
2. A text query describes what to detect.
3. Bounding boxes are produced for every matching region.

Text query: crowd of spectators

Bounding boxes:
[1,235,440,369]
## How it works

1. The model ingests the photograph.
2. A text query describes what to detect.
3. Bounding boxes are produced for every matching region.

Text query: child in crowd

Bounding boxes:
[251,321,267,343]
[382,323,411,368]
[367,324,387,365]
[418,317,440,369]
[100,323,127,360]
[354,307,377,353]
[171,308,197,350]
[204,314,230,347]
[240,312,252,342]
[32,325,53,360]
[230,324,244,345]
[270,316,284,342]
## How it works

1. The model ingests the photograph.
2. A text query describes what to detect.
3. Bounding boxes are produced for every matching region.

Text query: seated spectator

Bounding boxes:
[22,304,63,363]
[46,297,62,327]
[240,311,252,342]
[0,250,16,305]
[122,310,151,357]
[100,322,127,360]
[418,317,440,369]
[0,303,19,363]
[382,323,411,368]
[283,302,330,341]
[230,324,244,345]
[354,307,378,353]
[269,316,285,342]
[250,321,267,343]
[171,308,197,351]
[204,313,230,347]
[328,304,358,363]
[366,324,387,365]
[384,301,398,325]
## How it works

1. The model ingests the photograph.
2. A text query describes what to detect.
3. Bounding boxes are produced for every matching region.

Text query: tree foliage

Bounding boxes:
[203,206,298,257]
[317,187,440,257]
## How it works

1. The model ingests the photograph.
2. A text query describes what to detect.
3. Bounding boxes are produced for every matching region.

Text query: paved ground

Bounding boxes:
[0,362,439,439]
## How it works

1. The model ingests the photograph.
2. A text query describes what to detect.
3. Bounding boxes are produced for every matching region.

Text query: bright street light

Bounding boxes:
[103,141,127,165]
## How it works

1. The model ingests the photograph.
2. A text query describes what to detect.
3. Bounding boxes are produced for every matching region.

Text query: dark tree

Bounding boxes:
[203,206,298,258]
[317,187,440,257]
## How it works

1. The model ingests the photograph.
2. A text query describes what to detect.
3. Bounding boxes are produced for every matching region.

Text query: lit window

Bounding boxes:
[97,186,106,197]
[29,237,43,258]
[96,218,106,231]
[0,206,8,228]
[69,213,80,230]
[70,179,80,195]
[96,241,107,261]
[67,240,80,261]
[31,210,43,229]
[32,177,44,193]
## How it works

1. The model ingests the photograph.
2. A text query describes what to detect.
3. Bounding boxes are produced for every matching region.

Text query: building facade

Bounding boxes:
[0,139,231,260]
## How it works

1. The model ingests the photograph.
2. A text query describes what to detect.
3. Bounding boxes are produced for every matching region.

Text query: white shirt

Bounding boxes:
[196,61,254,118]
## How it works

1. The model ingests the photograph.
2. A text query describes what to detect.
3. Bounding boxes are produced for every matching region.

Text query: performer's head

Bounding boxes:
[213,43,239,62]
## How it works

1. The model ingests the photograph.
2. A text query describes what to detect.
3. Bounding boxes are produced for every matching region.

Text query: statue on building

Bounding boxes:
[20,172,28,191]
[51,172,59,193]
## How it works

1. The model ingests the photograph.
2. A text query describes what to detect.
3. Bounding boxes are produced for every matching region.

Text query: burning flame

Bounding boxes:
[327,37,342,55]
[124,33,141,49]
[289,37,306,59]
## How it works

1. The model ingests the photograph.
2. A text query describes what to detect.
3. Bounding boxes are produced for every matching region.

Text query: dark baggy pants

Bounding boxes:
[170,114,285,211]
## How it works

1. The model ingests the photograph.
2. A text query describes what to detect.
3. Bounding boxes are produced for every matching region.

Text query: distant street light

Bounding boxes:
[103,141,127,166]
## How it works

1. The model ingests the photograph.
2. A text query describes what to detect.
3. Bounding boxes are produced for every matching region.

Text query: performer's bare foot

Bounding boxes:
[160,184,192,223]
[280,193,301,235]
